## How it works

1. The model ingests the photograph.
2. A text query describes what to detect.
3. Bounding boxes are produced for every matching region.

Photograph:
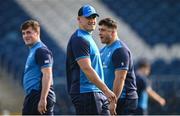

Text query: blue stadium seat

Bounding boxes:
[0,0,66,114]
[0,0,66,82]
[101,0,180,46]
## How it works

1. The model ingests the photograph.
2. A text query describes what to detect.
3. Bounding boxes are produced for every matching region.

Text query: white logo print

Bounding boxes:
[121,62,124,66]
[45,60,50,64]
[102,62,107,68]
[107,52,111,57]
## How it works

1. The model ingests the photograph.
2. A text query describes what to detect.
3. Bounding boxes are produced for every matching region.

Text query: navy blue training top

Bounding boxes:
[23,41,55,101]
[66,29,104,94]
[100,39,138,99]
[136,73,150,109]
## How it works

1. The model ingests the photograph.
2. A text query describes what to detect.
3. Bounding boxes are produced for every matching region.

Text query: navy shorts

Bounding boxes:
[116,98,138,115]
[70,92,110,115]
[22,89,55,115]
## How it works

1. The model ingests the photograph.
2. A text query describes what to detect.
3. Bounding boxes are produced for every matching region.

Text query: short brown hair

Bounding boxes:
[136,58,151,69]
[21,20,40,33]
[98,18,117,29]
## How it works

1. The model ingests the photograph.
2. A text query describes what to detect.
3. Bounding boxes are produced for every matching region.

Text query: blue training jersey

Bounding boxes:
[66,29,103,94]
[100,39,138,99]
[23,41,53,95]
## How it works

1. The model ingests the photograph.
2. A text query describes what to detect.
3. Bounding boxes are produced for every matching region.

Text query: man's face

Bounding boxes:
[78,15,97,32]
[22,27,39,46]
[144,66,151,77]
[141,66,151,77]
[98,25,114,44]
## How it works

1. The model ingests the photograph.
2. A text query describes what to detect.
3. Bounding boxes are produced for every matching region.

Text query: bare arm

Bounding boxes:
[147,87,166,106]
[77,58,116,103]
[113,70,127,98]
[108,70,127,115]
[38,67,53,114]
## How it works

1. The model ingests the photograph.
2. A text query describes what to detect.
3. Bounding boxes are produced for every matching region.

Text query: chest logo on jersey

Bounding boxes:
[107,52,111,57]
[102,62,108,68]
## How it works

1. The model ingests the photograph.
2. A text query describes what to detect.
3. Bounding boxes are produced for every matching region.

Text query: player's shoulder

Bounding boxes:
[70,35,90,47]
[117,39,131,51]
[36,46,52,56]
[113,47,128,55]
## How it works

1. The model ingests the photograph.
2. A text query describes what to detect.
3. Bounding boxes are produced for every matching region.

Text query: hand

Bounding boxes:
[104,89,117,104]
[159,98,166,106]
[38,98,47,114]
[109,102,117,115]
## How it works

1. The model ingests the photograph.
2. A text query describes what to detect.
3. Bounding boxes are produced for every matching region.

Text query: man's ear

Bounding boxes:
[111,30,115,35]
[77,16,81,23]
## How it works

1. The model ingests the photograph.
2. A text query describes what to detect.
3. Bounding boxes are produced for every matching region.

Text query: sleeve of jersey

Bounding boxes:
[35,48,53,68]
[141,78,148,90]
[112,48,129,70]
[72,37,90,61]
[145,78,151,89]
